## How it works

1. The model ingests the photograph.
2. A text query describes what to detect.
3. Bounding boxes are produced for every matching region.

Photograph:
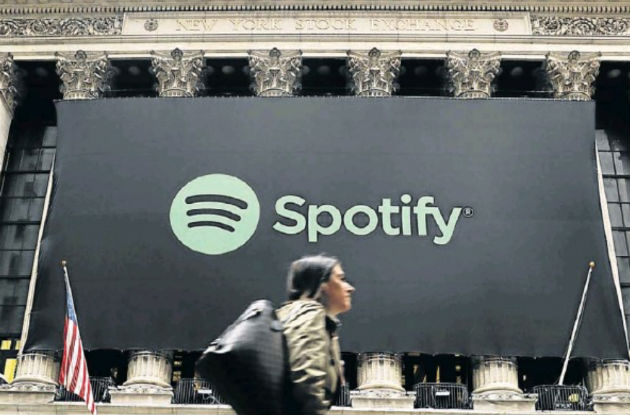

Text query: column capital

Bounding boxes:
[55,50,113,100]
[544,50,601,101]
[347,48,401,97]
[248,48,302,97]
[0,53,18,114]
[150,48,205,98]
[587,359,630,414]
[445,49,501,99]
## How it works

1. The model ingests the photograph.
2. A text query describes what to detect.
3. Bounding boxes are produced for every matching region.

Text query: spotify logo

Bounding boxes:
[169,174,260,255]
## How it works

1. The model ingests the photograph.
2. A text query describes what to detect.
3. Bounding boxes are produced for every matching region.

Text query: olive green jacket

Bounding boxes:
[276,299,343,415]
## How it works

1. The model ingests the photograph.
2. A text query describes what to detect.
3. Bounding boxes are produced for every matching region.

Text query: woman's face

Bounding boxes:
[321,264,355,316]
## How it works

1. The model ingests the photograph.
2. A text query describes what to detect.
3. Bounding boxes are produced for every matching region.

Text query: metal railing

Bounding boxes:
[333,383,352,407]
[55,377,115,403]
[532,385,591,411]
[172,378,223,404]
[414,382,471,409]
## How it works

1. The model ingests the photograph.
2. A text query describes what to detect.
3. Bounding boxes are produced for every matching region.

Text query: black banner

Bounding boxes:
[26,97,628,358]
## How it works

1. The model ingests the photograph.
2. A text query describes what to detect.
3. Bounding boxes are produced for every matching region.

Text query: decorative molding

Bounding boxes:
[0,52,17,114]
[0,16,123,37]
[248,48,302,97]
[56,50,114,100]
[1,1,629,16]
[445,49,501,99]
[150,48,205,97]
[531,16,630,36]
[544,50,600,101]
[347,48,401,97]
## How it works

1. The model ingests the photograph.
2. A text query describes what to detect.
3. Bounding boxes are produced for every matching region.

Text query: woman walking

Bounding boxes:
[276,254,356,415]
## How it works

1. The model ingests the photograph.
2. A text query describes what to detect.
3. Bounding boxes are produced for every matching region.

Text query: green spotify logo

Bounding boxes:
[169,174,260,255]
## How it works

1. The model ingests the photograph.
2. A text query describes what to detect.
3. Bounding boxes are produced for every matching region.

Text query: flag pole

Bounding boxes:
[558,261,595,386]
[59,259,97,415]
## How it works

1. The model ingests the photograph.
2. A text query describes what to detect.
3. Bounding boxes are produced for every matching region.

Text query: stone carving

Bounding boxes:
[531,16,630,36]
[144,18,158,32]
[493,19,508,32]
[352,352,414,409]
[248,48,302,97]
[347,48,401,97]
[0,53,18,114]
[0,16,123,37]
[544,50,600,101]
[56,50,113,100]
[1,1,628,14]
[150,48,205,97]
[445,49,501,99]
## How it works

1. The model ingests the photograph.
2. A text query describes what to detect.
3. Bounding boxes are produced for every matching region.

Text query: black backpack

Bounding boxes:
[195,299,297,415]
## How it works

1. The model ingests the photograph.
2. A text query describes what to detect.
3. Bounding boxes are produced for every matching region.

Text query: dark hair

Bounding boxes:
[286,254,339,300]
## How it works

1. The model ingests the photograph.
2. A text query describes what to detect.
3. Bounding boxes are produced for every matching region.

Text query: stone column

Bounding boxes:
[346,48,401,97]
[150,48,205,97]
[587,360,630,414]
[56,50,113,100]
[471,357,536,412]
[445,49,501,99]
[0,53,18,163]
[544,50,601,101]
[109,351,173,405]
[351,353,414,409]
[0,352,58,404]
[248,48,302,97]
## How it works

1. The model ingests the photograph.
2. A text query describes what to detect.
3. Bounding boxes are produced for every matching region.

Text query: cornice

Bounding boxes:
[0,1,629,16]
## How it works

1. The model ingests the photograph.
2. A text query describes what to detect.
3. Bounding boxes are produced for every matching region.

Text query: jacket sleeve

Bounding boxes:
[283,303,330,415]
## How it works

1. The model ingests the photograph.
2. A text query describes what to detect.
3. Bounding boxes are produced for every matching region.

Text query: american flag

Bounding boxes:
[59,261,97,415]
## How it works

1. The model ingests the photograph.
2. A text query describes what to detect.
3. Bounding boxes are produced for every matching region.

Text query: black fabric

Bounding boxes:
[25,97,628,358]
[195,300,290,415]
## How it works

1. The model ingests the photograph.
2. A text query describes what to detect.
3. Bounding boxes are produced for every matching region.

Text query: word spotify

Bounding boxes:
[273,194,463,245]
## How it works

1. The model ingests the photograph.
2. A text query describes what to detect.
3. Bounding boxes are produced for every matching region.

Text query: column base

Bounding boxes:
[592,393,630,414]
[351,389,415,409]
[109,384,173,405]
[0,382,56,404]
[472,391,537,412]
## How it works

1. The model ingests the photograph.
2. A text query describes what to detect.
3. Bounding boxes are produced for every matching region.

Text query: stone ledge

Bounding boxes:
[0,402,601,415]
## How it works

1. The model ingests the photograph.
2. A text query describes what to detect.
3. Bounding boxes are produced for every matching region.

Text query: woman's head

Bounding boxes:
[287,254,355,315]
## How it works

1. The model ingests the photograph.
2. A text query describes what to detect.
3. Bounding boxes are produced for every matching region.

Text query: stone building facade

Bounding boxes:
[0,1,628,414]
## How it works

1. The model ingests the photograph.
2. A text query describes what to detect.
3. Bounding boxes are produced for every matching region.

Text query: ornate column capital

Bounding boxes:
[150,48,205,98]
[544,50,601,101]
[445,49,501,99]
[0,53,18,114]
[55,50,113,100]
[248,48,302,97]
[347,48,401,97]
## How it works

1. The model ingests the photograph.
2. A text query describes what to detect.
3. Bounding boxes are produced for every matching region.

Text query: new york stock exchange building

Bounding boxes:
[0,1,629,414]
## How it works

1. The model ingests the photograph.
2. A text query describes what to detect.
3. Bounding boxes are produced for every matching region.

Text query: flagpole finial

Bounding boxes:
[61,260,67,267]
[589,261,595,269]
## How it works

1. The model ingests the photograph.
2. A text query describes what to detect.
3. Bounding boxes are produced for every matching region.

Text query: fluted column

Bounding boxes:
[0,52,18,168]
[0,352,58,403]
[544,51,601,101]
[445,49,501,99]
[587,360,630,414]
[56,50,113,100]
[347,48,401,97]
[471,357,536,412]
[351,353,414,409]
[248,48,302,97]
[150,48,205,97]
[109,350,173,405]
